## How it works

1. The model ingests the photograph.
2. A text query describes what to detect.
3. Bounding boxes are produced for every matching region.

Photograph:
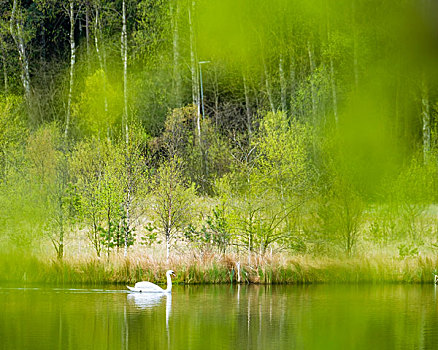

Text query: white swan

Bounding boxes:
[127,270,176,293]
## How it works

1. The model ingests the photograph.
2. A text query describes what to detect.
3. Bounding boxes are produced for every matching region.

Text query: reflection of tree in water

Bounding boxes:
[1,286,438,349]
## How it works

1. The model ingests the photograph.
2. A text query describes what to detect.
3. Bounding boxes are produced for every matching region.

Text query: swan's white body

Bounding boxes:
[127,270,175,293]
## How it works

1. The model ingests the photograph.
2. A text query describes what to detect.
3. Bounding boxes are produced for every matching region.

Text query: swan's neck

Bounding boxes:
[166,274,172,292]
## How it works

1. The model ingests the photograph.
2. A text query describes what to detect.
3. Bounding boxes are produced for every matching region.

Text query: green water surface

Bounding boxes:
[0,284,437,349]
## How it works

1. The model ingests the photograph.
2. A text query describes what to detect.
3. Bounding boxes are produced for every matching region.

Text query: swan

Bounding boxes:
[127,270,176,293]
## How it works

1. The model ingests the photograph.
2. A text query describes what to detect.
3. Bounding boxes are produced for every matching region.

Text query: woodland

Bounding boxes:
[0,0,438,283]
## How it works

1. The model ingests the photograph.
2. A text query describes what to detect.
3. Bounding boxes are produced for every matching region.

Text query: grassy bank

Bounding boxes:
[1,252,437,285]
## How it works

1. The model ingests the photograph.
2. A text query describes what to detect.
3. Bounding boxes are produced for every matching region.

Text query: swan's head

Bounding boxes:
[167,270,176,277]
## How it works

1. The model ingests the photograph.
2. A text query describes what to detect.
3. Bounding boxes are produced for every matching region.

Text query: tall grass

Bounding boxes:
[1,251,437,285]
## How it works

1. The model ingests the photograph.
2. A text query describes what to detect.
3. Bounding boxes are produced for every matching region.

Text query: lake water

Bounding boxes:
[0,283,437,349]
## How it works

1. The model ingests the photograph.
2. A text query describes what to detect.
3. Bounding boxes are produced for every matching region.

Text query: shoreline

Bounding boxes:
[1,253,437,285]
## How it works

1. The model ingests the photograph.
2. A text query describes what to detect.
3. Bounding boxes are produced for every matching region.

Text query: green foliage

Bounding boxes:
[256,111,311,201]
[70,138,127,256]
[73,70,123,138]
[140,222,161,246]
[2,0,438,271]
[206,204,231,254]
[0,94,27,180]
[133,0,171,63]
[183,204,231,254]
[397,243,419,259]
[315,179,364,256]
[151,156,197,259]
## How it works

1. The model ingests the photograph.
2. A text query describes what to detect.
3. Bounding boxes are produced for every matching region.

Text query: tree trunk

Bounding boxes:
[243,71,252,137]
[421,78,430,162]
[263,57,275,113]
[330,57,338,126]
[289,56,296,117]
[124,185,131,257]
[121,0,128,145]
[121,0,130,257]
[85,1,91,72]
[325,2,338,126]
[171,0,181,106]
[0,35,8,93]
[166,233,170,263]
[65,0,76,139]
[94,6,108,117]
[307,42,317,120]
[10,0,31,107]
[58,222,64,261]
[213,67,219,128]
[188,1,200,142]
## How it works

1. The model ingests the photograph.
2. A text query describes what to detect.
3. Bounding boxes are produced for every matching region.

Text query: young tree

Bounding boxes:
[151,157,196,262]
[120,126,150,256]
[71,138,131,257]
[316,178,363,257]
[70,139,106,256]
[27,125,76,260]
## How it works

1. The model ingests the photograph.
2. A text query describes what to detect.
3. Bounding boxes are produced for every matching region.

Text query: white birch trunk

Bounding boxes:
[10,0,31,105]
[121,0,130,257]
[421,79,430,162]
[124,185,131,257]
[171,0,181,106]
[94,7,108,116]
[65,0,76,139]
[121,0,128,145]
[325,4,338,126]
[166,235,170,263]
[188,1,200,142]
[0,35,8,93]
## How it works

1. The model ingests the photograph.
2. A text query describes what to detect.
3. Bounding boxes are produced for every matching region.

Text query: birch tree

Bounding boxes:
[121,0,128,144]
[171,0,181,107]
[421,77,430,162]
[0,32,8,93]
[92,0,109,136]
[152,157,196,262]
[35,0,79,138]
[64,0,76,139]
[9,0,31,108]
[188,0,200,141]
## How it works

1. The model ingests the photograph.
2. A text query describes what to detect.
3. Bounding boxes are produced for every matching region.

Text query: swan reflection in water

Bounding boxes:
[127,292,172,328]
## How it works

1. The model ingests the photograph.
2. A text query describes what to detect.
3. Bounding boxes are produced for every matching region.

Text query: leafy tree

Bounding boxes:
[70,138,127,257]
[0,95,27,181]
[151,156,196,262]
[315,177,364,256]
[26,124,76,259]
